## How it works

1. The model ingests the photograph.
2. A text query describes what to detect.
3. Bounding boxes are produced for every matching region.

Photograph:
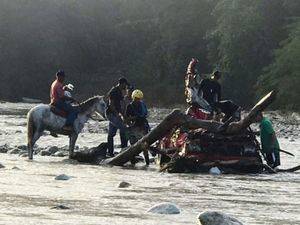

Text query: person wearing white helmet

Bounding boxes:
[125,89,150,165]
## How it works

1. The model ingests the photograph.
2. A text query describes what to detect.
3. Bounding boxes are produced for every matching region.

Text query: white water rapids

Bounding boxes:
[0,103,299,225]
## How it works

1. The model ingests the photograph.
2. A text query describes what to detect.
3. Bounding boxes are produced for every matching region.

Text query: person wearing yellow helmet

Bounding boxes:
[125,89,150,165]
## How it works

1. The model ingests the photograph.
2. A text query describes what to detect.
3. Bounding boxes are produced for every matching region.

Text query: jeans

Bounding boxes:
[107,113,128,155]
[55,100,78,126]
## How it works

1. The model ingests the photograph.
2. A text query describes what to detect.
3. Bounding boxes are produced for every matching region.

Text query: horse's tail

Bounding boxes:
[27,110,35,147]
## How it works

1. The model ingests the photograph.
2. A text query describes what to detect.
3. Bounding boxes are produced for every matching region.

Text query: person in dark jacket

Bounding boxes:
[106,77,129,157]
[199,71,240,122]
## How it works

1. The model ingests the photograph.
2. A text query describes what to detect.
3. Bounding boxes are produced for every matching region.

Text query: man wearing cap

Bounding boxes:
[106,78,130,157]
[50,70,78,131]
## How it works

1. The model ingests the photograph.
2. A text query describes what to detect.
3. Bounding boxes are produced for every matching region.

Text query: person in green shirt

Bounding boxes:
[255,112,281,168]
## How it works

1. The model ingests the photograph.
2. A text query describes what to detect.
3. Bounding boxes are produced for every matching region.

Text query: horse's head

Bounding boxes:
[94,96,107,119]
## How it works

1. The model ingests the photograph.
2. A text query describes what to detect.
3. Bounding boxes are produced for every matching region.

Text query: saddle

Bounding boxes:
[50,104,67,117]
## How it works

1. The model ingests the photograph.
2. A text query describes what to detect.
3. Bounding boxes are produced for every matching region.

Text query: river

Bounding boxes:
[0,103,299,225]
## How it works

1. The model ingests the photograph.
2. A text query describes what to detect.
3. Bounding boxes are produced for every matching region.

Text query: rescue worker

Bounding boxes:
[198,71,240,122]
[106,77,130,157]
[50,70,78,131]
[125,89,150,165]
[255,112,281,168]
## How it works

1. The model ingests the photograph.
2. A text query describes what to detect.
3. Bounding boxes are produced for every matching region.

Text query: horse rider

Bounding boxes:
[255,112,281,169]
[198,70,240,122]
[50,70,78,132]
[106,77,130,157]
[125,89,150,165]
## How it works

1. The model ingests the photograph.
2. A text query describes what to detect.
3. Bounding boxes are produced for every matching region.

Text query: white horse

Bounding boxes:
[26,96,107,159]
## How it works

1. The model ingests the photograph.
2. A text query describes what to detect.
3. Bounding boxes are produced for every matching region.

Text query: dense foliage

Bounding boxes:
[0,0,299,109]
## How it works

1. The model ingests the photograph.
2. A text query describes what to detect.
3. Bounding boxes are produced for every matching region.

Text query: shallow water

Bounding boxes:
[0,103,299,225]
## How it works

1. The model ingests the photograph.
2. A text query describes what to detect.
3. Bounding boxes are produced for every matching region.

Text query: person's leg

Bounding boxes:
[107,121,117,156]
[265,153,276,168]
[108,114,128,148]
[63,103,78,126]
[274,150,281,167]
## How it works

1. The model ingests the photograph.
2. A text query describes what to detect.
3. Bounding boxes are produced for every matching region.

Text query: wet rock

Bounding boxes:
[55,174,71,180]
[209,167,221,175]
[40,150,51,156]
[11,166,21,170]
[147,203,180,214]
[118,181,131,188]
[17,145,27,151]
[0,163,5,169]
[0,144,9,153]
[198,211,243,225]
[51,204,70,210]
[290,139,295,142]
[53,151,66,157]
[48,146,59,154]
[8,148,21,154]
[15,130,22,133]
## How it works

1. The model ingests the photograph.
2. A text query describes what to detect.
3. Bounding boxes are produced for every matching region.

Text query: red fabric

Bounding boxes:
[50,80,64,104]
[187,107,210,120]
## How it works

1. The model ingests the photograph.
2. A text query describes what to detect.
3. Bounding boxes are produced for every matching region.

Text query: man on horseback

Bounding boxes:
[50,70,78,132]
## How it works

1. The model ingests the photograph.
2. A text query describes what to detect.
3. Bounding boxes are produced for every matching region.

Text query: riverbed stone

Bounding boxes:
[53,151,66,157]
[48,146,59,154]
[55,174,71,180]
[0,144,9,153]
[51,204,70,210]
[40,150,51,156]
[0,163,5,169]
[209,167,221,175]
[17,145,27,151]
[8,148,21,154]
[198,211,243,225]
[118,181,131,188]
[147,203,180,214]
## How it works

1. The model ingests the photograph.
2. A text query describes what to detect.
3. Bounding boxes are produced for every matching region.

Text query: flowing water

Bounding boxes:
[0,103,299,225]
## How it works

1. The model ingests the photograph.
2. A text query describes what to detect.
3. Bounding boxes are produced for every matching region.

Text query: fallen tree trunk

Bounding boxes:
[105,110,223,166]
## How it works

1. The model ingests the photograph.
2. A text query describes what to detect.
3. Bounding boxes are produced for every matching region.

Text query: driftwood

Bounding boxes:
[105,110,224,166]
[105,91,276,166]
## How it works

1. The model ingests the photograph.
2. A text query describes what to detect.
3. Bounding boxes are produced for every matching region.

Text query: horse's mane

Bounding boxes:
[79,95,102,113]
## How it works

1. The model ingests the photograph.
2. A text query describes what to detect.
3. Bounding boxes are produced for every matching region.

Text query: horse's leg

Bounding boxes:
[69,133,78,159]
[28,131,41,160]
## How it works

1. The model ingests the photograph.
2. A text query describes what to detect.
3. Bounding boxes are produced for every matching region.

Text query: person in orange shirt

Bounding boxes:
[50,70,78,131]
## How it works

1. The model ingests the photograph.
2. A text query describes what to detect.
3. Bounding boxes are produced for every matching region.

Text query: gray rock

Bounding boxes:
[0,144,9,153]
[48,146,59,154]
[51,204,70,210]
[17,145,27,151]
[147,203,180,214]
[40,150,51,156]
[11,166,21,170]
[53,151,66,157]
[55,174,71,180]
[0,163,5,169]
[20,152,28,157]
[118,181,131,188]
[8,148,21,154]
[198,211,243,225]
[209,167,221,175]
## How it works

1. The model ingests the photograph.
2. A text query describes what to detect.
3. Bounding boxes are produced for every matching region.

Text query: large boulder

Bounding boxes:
[147,203,180,214]
[198,211,244,225]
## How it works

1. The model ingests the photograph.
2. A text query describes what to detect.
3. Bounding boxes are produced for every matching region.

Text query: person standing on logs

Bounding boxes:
[125,89,150,165]
[198,71,240,122]
[106,77,130,157]
[255,112,281,169]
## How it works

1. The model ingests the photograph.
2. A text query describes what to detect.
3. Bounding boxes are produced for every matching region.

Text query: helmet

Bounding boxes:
[132,89,143,100]
[66,83,74,91]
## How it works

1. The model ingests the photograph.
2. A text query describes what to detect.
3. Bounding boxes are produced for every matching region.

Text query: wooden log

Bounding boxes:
[105,109,223,166]
[225,91,276,134]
